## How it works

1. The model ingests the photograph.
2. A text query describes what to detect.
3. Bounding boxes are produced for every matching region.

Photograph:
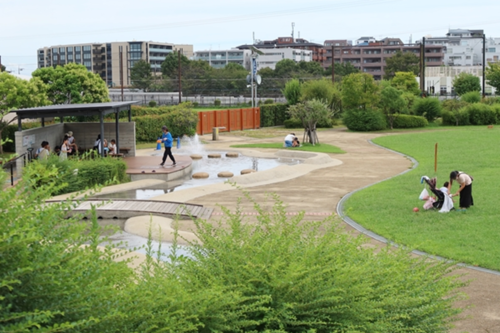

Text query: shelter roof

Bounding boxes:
[12,101,136,119]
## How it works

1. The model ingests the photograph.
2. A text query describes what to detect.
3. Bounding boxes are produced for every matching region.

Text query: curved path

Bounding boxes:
[175,128,499,333]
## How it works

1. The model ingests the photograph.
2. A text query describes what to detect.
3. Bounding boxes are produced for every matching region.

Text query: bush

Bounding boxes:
[460,91,481,103]
[412,97,442,121]
[214,99,221,106]
[343,109,387,131]
[442,110,471,126]
[392,114,428,128]
[148,100,157,107]
[260,103,289,127]
[481,96,500,105]
[282,78,301,105]
[1,122,41,152]
[264,99,274,104]
[23,154,128,195]
[465,103,496,125]
[193,101,199,107]
[284,118,303,128]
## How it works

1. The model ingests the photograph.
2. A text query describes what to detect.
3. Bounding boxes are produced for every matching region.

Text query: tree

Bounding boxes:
[380,86,406,129]
[130,60,153,92]
[282,79,301,105]
[486,62,500,92]
[341,73,379,110]
[288,99,332,144]
[0,73,50,153]
[325,62,360,79]
[452,72,481,96]
[412,97,442,121]
[300,79,342,116]
[32,63,109,104]
[297,61,324,76]
[274,59,298,77]
[0,64,5,72]
[161,51,190,78]
[391,71,420,95]
[384,51,419,80]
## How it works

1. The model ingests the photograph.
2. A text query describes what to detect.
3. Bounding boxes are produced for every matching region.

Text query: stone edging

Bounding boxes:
[335,139,500,277]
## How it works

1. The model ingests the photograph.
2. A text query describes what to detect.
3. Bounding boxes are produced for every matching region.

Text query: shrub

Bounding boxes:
[171,191,466,332]
[193,101,199,107]
[460,91,481,103]
[1,122,41,152]
[465,103,496,125]
[343,109,387,131]
[148,100,157,107]
[214,99,221,106]
[481,96,500,105]
[412,97,442,121]
[392,114,428,128]
[284,118,303,128]
[260,103,289,127]
[264,99,274,104]
[282,78,301,105]
[442,109,471,126]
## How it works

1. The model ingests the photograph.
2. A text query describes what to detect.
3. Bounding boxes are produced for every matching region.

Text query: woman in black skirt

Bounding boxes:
[448,170,473,209]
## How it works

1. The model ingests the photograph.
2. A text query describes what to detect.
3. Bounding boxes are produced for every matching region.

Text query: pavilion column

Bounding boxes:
[115,111,120,154]
[100,112,105,157]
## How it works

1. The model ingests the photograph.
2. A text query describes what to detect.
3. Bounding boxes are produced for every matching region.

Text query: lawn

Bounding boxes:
[343,126,500,270]
[230,142,345,154]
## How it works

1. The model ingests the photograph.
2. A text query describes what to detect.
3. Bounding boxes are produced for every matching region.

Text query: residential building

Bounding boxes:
[193,48,312,71]
[418,66,496,95]
[322,37,445,80]
[236,37,325,64]
[422,29,500,66]
[37,41,193,87]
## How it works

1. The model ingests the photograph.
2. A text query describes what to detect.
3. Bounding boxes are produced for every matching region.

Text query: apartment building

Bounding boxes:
[193,48,312,71]
[37,41,193,87]
[236,37,325,64]
[322,37,445,80]
[422,29,500,66]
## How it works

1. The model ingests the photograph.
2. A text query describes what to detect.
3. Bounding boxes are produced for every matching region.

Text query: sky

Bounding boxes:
[1,0,499,76]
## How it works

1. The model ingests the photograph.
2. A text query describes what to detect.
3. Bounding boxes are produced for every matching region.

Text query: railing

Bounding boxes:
[1,152,31,186]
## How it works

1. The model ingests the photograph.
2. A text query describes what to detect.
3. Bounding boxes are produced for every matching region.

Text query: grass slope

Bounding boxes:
[230,142,345,154]
[344,126,500,270]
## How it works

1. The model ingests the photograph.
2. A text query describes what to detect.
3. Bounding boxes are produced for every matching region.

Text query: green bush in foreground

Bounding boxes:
[343,108,387,131]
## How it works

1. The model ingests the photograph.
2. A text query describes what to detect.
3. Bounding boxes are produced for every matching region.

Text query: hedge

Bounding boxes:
[412,98,442,121]
[441,104,500,126]
[392,114,428,128]
[1,121,42,152]
[260,103,289,127]
[343,109,387,131]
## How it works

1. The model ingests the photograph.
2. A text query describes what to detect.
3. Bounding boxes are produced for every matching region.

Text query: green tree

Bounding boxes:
[486,62,500,92]
[341,73,379,110]
[300,79,342,116]
[297,61,324,76]
[161,51,190,78]
[0,73,50,153]
[384,50,419,79]
[325,62,360,80]
[274,59,297,77]
[0,64,5,72]
[288,99,331,144]
[453,72,481,96]
[412,97,442,121]
[282,78,301,105]
[391,71,420,95]
[380,86,406,129]
[130,59,153,92]
[183,60,213,95]
[32,63,109,104]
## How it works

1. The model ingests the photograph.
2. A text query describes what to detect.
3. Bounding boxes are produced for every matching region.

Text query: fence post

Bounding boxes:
[228,110,231,132]
[240,108,244,131]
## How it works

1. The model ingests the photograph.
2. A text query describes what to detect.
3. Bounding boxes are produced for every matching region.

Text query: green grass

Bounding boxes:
[230,142,345,154]
[344,126,500,270]
[136,142,158,150]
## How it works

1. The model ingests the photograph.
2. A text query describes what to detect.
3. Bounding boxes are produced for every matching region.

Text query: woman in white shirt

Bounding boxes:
[448,171,473,209]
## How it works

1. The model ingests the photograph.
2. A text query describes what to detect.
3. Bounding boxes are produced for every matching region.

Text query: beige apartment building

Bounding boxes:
[37,41,193,87]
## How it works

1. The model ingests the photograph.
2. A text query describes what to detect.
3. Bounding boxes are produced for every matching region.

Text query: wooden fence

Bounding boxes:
[196,108,260,135]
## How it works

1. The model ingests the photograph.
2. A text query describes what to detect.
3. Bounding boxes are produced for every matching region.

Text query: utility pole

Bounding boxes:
[419,37,426,94]
[178,49,182,104]
[482,34,486,98]
[119,46,124,101]
[331,46,335,83]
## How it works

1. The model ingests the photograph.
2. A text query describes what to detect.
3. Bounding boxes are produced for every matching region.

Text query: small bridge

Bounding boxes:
[45,199,213,220]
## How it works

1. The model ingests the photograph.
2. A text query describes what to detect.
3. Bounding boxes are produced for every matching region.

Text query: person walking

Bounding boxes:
[448,170,473,210]
[160,126,176,167]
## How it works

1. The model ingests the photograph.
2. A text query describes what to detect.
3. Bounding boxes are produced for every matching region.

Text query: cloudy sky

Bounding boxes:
[1,0,499,75]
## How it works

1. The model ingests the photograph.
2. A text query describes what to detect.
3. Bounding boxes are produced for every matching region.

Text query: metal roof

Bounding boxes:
[12,101,137,119]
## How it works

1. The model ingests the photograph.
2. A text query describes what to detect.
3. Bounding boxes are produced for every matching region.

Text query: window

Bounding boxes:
[59,47,65,53]
[83,45,91,51]
[488,48,496,53]
[83,53,91,60]
[75,46,81,52]
[67,47,73,54]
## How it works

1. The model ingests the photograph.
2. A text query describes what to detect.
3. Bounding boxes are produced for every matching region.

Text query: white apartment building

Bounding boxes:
[193,48,312,71]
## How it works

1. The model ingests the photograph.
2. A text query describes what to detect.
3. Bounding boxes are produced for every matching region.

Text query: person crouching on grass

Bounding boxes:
[160,126,176,167]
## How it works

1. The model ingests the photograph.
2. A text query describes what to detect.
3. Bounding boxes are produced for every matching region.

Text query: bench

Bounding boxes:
[119,147,131,155]
[110,153,124,158]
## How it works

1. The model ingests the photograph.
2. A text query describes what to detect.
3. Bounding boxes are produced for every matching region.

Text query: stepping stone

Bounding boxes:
[218,171,234,178]
[208,153,221,158]
[226,152,239,158]
[190,154,203,160]
[192,172,209,179]
[240,169,256,175]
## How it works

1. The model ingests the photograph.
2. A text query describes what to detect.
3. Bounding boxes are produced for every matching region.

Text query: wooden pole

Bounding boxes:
[434,143,438,173]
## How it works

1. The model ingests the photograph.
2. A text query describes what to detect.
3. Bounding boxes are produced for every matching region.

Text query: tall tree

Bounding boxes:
[297,61,324,76]
[380,86,406,129]
[391,72,420,95]
[452,72,481,96]
[287,99,331,144]
[486,62,500,93]
[161,51,190,78]
[130,60,153,92]
[325,62,360,79]
[274,59,298,77]
[384,51,419,80]
[32,63,109,104]
[341,73,379,110]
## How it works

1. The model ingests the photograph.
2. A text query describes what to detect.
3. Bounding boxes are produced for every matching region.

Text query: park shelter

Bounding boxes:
[11,101,137,171]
